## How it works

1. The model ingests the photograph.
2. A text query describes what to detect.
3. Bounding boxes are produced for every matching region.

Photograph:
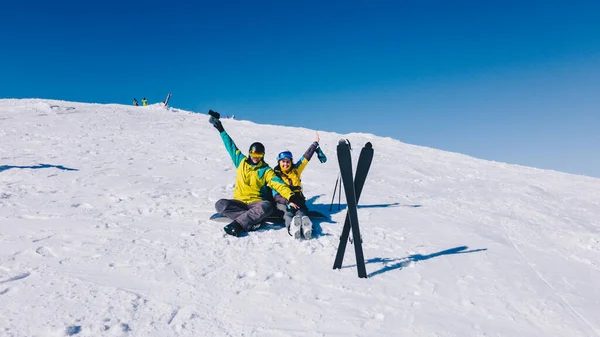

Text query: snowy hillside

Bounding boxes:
[1,99,600,337]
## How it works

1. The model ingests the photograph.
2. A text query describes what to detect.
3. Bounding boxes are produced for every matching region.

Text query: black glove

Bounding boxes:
[289,193,306,208]
[208,110,220,119]
[208,110,224,132]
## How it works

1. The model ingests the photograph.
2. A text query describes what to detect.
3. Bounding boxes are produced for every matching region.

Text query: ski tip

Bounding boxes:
[365,142,373,148]
[338,138,352,149]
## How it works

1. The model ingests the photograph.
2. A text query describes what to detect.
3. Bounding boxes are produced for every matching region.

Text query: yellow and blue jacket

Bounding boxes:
[272,141,319,204]
[219,131,293,204]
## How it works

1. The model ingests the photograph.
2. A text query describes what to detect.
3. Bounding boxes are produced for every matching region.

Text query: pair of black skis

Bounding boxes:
[333,139,374,278]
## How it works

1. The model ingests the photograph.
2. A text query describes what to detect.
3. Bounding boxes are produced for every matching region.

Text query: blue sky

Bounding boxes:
[2,1,599,177]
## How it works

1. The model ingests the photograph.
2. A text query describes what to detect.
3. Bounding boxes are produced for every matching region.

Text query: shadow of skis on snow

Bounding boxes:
[366,246,488,278]
[0,164,79,173]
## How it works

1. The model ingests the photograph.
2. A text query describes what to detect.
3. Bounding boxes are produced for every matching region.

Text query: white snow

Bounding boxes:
[1,99,600,337]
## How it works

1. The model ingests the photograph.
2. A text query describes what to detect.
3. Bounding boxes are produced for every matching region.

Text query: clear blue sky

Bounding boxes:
[2,1,599,177]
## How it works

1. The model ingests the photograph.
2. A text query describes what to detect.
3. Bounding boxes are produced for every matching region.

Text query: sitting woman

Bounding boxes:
[272,132,320,239]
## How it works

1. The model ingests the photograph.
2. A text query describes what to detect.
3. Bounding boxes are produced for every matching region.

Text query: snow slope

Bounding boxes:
[1,99,599,337]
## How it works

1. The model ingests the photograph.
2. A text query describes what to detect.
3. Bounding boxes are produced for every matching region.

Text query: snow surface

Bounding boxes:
[1,99,600,337]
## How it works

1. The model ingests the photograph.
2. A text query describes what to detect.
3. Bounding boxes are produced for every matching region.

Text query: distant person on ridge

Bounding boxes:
[272,132,320,239]
[208,110,305,237]
[133,98,139,106]
[142,97,148,106]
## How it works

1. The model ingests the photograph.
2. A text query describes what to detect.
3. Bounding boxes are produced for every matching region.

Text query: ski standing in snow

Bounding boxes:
[333,140,373,278]
[163,93,171,106]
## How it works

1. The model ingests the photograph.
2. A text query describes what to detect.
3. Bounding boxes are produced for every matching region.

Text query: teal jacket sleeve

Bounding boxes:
[219,131,246,168]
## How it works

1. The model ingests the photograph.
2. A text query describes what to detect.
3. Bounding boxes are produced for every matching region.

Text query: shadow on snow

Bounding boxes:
[307,194,418,218]
[298,194,421,238]
[342,246,487,278]
[0,164,79,173]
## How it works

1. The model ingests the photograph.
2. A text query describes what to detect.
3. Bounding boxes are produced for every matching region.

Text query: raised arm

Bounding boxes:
[219,131,246,168]
[209,110,245,167]
[295,132,320,174]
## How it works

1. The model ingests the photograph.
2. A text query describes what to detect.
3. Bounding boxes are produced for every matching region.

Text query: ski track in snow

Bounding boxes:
[1,99,600,336]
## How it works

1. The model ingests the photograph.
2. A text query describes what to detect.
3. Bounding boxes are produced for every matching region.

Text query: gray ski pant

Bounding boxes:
[215,199,274,231]
[276,203,308,229]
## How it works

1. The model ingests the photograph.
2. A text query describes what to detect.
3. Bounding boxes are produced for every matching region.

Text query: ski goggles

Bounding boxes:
[249,151,264,159]
[277,151,293,161]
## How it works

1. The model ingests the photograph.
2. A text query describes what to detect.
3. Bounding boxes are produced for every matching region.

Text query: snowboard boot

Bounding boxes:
[289,216,302,239]
[224,220,244,237]
[301,216,313,239]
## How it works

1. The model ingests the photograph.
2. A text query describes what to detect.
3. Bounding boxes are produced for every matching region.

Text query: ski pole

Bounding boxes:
[337,175,342,210]
[329,174,340,211]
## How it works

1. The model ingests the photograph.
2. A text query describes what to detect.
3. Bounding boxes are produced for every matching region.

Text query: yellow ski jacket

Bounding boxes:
[219,131,293,204]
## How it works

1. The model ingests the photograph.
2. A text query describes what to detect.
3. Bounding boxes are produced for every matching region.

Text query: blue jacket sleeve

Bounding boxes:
[219,131,245,168]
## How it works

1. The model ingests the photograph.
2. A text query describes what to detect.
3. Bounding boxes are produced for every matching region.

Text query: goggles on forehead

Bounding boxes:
[249,151,264,159]
[277,151,293,161]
